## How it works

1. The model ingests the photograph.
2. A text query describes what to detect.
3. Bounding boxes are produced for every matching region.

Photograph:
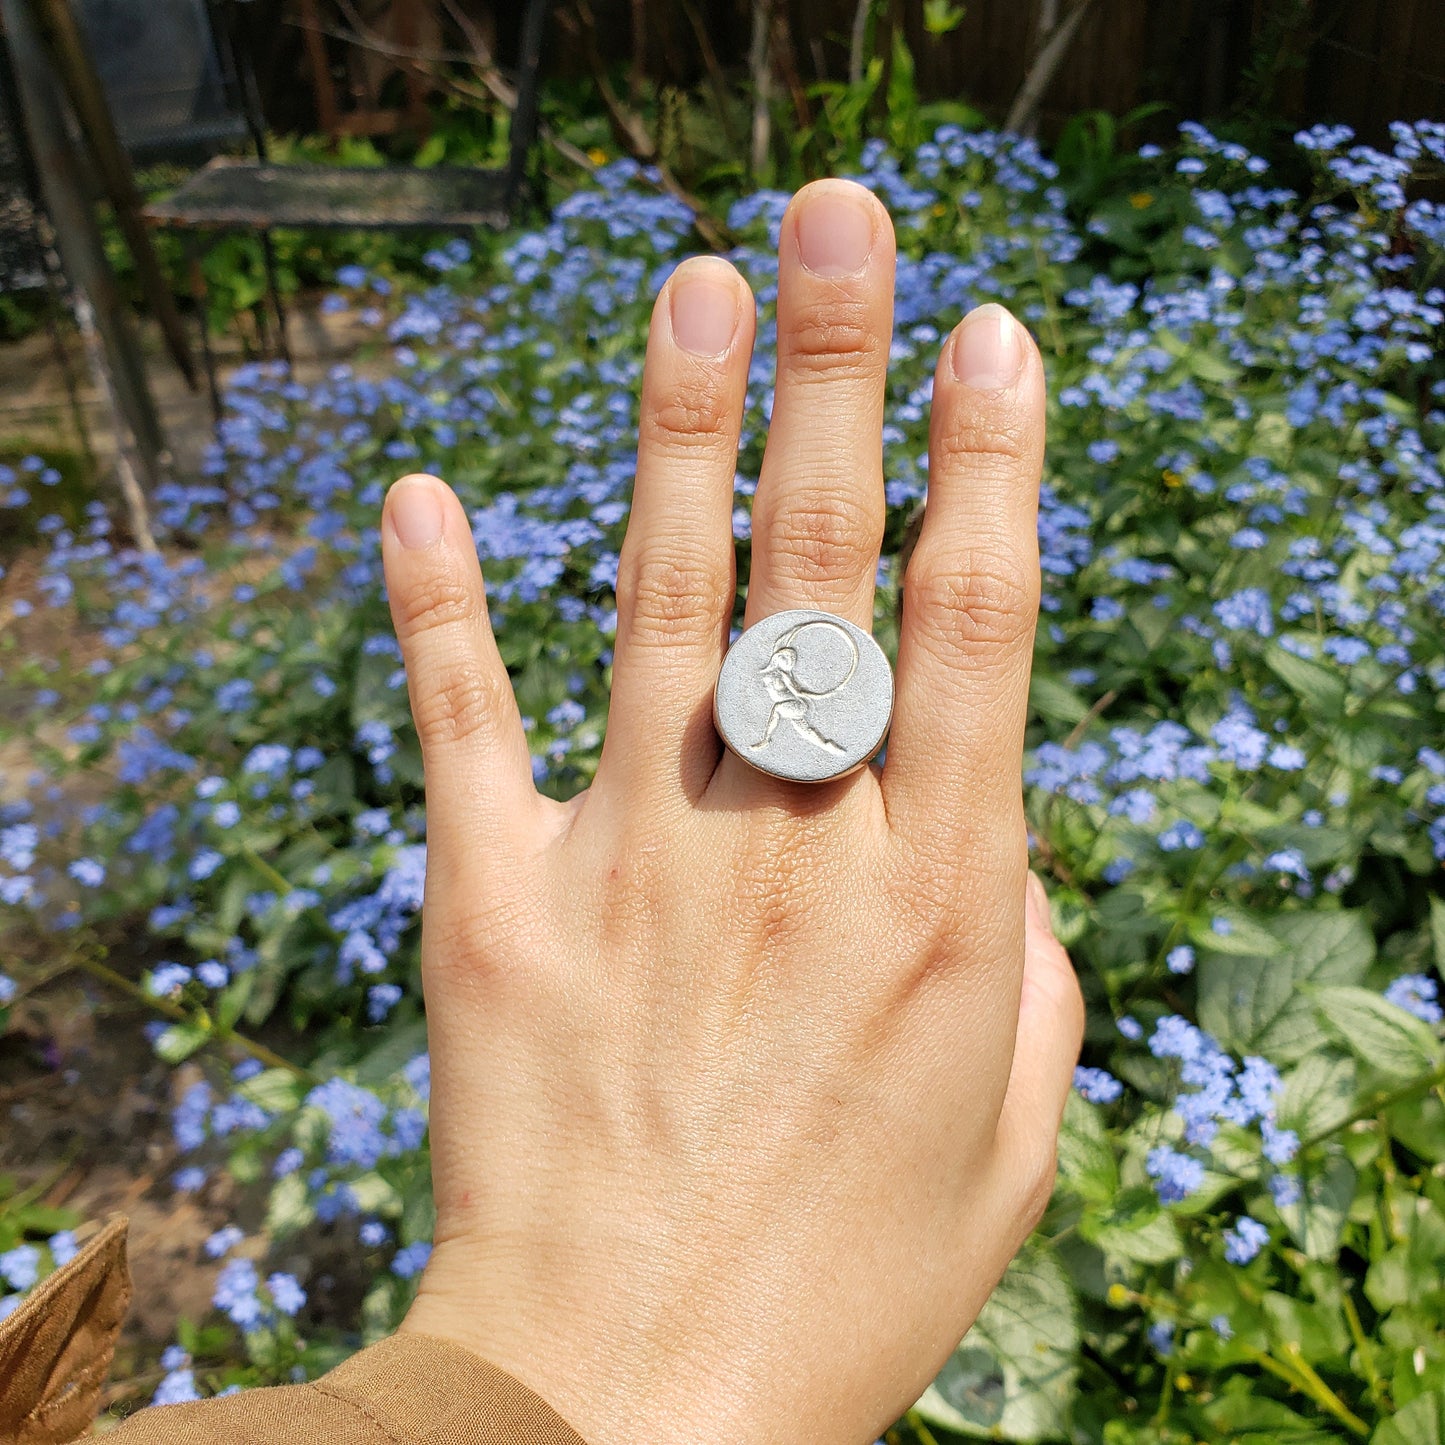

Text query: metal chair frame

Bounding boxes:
[144,0,550,418]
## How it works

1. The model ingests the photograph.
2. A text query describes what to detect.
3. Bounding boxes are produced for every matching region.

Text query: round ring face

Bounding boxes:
[714,609,894,782]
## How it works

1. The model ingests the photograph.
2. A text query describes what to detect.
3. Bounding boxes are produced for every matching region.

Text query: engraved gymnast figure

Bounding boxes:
[751,619,859,756]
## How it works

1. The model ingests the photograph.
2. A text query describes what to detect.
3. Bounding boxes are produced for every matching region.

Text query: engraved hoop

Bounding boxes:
[713,608,894,783]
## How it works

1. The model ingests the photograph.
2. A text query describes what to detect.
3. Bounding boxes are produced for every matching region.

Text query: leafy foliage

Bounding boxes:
[2,116,1445,1440]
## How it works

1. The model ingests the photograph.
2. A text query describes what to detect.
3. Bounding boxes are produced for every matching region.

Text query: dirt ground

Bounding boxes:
[0,953,235,1410]
[0,296,371,475]
[0,296,376,1411]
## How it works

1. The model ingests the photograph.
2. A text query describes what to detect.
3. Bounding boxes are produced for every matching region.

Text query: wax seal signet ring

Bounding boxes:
[714,608,894,783]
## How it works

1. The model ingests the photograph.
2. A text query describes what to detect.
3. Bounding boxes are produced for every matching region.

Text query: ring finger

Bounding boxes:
[743,179,896,632]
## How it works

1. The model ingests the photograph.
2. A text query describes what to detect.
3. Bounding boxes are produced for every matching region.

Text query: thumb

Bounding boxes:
[991,872,1086,1236]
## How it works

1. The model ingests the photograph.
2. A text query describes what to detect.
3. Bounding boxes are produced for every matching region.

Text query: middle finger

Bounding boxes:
[743,179,896,632]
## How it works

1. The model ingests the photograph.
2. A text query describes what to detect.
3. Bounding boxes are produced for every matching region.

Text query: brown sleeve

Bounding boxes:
[0,1215,590,1445]
[0,1216,131,1444]
[103,1334,593,1445]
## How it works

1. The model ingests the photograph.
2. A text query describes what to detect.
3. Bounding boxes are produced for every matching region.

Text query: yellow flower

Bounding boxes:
[587,147,609,166]
[931,201,947,216]
[1129,192,1154,210]
[1163,469,1183,488]
[1107,1282,1130,1307]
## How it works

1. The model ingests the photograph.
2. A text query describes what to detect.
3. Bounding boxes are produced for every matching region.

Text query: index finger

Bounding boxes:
[881,304,1045,860]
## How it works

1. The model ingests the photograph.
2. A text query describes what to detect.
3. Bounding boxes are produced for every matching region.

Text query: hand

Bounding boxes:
[383,178,1083,1445]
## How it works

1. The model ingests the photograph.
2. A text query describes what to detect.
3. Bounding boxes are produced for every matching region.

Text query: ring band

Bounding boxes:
[714,608,893,783]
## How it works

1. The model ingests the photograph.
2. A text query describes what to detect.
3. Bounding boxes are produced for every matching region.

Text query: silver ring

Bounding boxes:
[714,608,893,783]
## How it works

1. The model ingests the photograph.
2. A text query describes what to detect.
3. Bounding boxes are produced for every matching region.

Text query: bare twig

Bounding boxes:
[680,0,742,156]
[1005,0,1100,136]
[569,1,731,249]
[292,7,595,170]
[1026,811,1091,897]
[438,0,492,65]
[1064,687,1119,750]
[570,0,659,158]
[770,8,813,137]
[848,0,871,86]
[629,0,647,106]
[748,0,773,180]
[294,2,726,244]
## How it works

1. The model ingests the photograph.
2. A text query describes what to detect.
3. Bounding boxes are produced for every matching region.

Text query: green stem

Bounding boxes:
[1282,1344,1371,1439]
[1304,1056,1445,1153]
[1342,1291,1384,1407]
[1247,1347,1369,1438]
[1152,1365,1174,1427]
[903,1411,943,1445]
[243,846,294,897]
[5,1145,82,1214]
[73,953,311,1082]
[1029,235,1067,357]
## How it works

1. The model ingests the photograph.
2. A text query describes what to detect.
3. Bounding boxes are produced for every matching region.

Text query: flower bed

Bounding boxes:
[2,119,1444,1441]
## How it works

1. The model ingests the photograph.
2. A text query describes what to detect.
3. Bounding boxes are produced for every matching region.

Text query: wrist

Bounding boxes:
[397,1241,777,1445]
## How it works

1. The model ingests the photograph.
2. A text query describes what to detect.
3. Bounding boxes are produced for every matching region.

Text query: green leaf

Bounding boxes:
[1056,1092,1117,1205]
[1373,1389,1445,1445]
[1315,985,1444,1080]
[1267,646,1347,719]
[265,1171,315,1238]
[1263,1290,1350,1365]
[1198,910,1375,1063]
[1186,347,1241,386]
[215,974,253,1032]
[1203,1390,1339,1443]
[1365,1197,1445,1314]
[914,1243,1079,1441]
[1088,1207,1184,1265]
[1188,909,1282,957]
[353,1018,430,1088]
[1279,1051,1358,1138]
[154,1021,210,1065]
[922,0,967,34]
[1431,898,1445,972]
[1394,1350,1445,1413]
[1028,670,1090,726]
[18,1204,81,1236]
[236,1067,305,1115]
[1391,1094,1445,1165]
[1277,1153,1355,1263]
[401,1176,436,1245]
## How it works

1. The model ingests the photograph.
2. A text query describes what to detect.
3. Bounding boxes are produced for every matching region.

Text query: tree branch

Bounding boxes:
[1005,0,1100,136]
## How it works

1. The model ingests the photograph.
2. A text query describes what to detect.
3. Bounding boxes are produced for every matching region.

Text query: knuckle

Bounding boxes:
[782,297,884,376]
[759,487,880,586]
[931,415,1032,474]
[641,383,735,456]
[906,548,1038,659]
[618,549,729,647]
[423,899,531,993]
[392,568,479,641]
[423,906,487,976]
[411,662,510,748]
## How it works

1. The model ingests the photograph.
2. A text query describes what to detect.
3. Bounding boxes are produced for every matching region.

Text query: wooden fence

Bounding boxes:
[550,0,1444,145]
[250,2,1443,150]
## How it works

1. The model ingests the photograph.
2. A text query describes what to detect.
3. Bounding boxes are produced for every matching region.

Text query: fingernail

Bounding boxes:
[1025,872,1054,936]
[670,263,740,356]
[951,304,1025,389]
[795,183,876,277]
[389,476,447,549]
